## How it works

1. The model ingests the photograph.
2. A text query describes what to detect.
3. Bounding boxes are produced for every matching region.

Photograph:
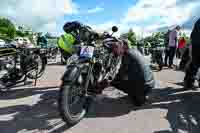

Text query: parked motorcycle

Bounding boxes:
[0,47,47,91]
[58,26,122,125]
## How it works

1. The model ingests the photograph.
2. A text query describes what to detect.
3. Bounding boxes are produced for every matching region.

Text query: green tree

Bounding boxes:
[45,32,52,38]
[16,30,26,37]
[120,29,137,47]
[128,29,137,45]
[0,18,16,39]
[143,32,165,48]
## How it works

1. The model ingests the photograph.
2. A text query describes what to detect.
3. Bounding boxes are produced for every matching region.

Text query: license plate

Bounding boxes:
[79,46,94,58]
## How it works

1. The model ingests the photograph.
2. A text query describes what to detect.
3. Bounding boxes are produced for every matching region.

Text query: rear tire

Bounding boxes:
[27,54,46,79]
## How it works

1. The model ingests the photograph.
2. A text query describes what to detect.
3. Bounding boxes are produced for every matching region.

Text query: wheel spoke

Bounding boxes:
[68,85,85,116]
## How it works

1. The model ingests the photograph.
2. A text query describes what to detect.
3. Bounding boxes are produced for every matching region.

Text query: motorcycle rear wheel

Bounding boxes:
[26,54,46,79]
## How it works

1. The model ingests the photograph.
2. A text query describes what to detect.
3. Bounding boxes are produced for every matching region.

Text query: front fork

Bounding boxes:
[83,63,94,96]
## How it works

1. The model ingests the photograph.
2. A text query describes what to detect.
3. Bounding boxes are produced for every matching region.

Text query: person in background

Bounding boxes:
[185,43,192,71]
[164,30,170,66]
[176,37,186,59]
[144,42,151,55]
[179,42,191,70]
[184,18,200,89]
[167,26,181,68]
[37,33,48,48]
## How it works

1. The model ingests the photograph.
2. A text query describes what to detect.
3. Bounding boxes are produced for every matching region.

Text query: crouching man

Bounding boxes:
[101,40,156,106]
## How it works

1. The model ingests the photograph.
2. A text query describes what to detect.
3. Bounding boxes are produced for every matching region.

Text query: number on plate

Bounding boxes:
[80,46,94,58]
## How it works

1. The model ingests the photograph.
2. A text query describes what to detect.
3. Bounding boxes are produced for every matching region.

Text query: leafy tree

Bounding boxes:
[120,29,137,47]
[127,29,137,45]
[0,18,16,39]
[45,32,52,38]
[143,32,165,48]
[16,30,26,37]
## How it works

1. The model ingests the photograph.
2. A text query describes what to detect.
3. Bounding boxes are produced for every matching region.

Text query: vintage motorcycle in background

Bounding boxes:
[0,47,47,91]
[58,26,123,125]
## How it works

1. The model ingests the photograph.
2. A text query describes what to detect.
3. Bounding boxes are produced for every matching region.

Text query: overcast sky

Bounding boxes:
[1,0,200,36]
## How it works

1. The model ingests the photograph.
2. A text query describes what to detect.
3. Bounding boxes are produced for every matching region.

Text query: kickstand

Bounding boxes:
[24,73,27,85]
[34,67,38,86]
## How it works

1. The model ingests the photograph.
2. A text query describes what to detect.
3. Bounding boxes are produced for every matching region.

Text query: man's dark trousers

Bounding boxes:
[184,45,200,85]
[168,47,176,67]
[164,48,170,66]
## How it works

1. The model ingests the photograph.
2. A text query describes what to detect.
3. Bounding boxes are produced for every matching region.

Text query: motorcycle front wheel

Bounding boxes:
[59,80,88,125]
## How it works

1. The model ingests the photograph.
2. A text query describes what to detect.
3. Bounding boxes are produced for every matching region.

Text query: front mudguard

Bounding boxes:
[61,65,82,83]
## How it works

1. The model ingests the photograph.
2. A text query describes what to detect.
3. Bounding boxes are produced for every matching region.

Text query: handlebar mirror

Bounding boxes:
[112,26,118,32]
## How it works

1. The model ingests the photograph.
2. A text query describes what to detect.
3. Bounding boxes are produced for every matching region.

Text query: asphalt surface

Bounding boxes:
[0,63,200,133]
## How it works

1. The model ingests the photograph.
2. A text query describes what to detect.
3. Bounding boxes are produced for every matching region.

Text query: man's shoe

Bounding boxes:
[89,80,110,94]
[183,80,195,90]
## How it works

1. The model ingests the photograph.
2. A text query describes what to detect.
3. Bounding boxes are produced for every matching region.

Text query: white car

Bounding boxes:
[0,39,5,47]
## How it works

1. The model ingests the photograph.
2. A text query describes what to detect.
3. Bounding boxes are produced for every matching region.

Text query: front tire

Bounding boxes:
[58,83,87,125]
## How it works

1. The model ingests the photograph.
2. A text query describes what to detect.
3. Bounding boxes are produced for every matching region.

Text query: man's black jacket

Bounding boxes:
[191,18,200,46]
[111,48,155,95]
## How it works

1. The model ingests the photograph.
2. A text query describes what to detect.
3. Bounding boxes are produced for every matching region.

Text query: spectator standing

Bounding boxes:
[176,37,186,59]
[167,26,181,68]
[164,30,170,66]
[37,33,48,48]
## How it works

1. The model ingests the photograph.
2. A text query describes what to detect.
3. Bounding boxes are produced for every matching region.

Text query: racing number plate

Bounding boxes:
[79,46,94,58]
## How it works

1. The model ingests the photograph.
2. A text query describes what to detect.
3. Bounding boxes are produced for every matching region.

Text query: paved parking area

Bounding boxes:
[0,65,200,133]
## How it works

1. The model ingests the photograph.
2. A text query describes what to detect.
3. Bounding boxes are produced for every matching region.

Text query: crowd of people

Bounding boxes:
[156,18,200,90]
[163,26,190,70]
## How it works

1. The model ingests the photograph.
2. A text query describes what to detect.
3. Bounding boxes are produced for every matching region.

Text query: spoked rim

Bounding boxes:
[28,54,44,78]
[67,84,86,117]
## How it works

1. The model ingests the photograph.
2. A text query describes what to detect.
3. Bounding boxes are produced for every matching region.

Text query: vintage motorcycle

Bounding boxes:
[58,26,123,125]
[0,47,47,91]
